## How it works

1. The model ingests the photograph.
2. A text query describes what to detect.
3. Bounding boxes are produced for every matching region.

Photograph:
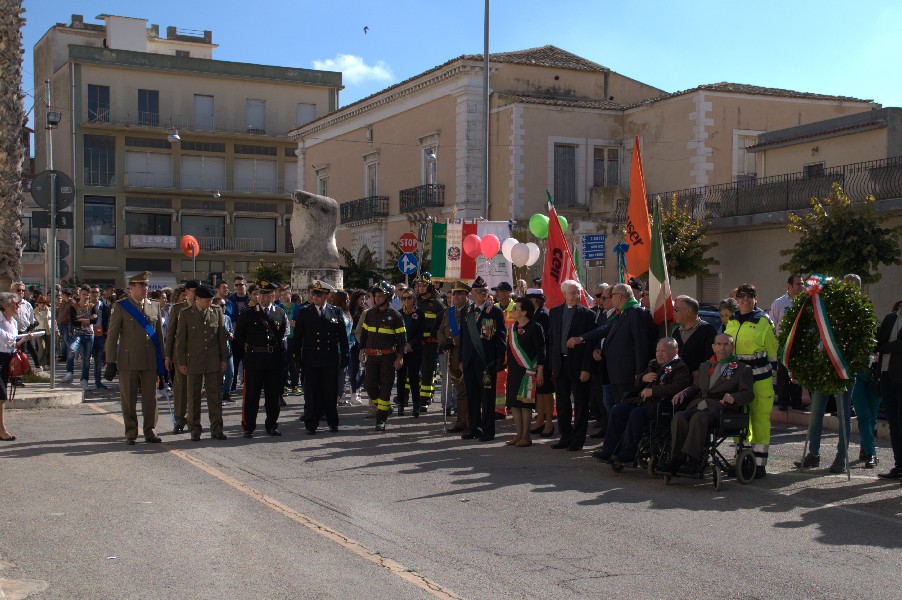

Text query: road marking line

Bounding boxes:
[86,404,464,600]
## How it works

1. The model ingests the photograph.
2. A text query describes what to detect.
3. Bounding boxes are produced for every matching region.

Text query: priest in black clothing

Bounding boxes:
[671,295,718,376]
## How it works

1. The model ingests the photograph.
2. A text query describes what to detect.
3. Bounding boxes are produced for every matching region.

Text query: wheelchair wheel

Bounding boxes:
[735,448,756,485]
[713,466,722,491]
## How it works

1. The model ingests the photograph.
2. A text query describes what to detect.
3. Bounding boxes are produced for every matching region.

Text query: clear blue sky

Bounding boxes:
[22,0,902,129]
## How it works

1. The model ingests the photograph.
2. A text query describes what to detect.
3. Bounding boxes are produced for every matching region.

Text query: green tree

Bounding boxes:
[780,183,902,284]
[338,246,383,289]
[656,195,719,279]
[251,260,291,285]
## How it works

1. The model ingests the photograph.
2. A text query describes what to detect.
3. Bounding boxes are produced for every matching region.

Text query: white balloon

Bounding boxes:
[510,243,531,268]
[525,242,541,266]
[501,237,519,262]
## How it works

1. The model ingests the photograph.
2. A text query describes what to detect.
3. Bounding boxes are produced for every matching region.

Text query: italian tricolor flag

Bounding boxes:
[430,220,513,288]
[648,200,674,326]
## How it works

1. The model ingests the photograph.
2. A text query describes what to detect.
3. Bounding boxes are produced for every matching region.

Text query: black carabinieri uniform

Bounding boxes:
[235,303,288,436]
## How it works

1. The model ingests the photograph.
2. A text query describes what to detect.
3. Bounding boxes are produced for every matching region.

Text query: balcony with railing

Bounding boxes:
[399,184,445,213]
[83,110,297,137]
[648,156,902,219]
[340,196,389,224]
[196,237,265,252]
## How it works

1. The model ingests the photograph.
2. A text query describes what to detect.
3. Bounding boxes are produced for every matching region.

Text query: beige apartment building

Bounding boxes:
[29,14,341,288]
[292,46,899,311]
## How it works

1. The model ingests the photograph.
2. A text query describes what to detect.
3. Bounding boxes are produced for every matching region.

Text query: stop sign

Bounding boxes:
[398,232,418,253]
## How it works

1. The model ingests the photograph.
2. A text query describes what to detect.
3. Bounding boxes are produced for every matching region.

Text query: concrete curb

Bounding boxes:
[5,378,85,409]
[771,407,891,441]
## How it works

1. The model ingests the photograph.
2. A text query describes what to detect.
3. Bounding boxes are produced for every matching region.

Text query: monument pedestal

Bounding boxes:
[292,268,344,292]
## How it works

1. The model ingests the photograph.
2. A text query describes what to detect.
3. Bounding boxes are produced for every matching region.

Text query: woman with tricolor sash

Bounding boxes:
[505,298,546,447]
[725,283,778,479]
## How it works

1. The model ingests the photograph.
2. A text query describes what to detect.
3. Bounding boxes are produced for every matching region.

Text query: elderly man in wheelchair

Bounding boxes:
[659,333,754,478]
[593,337,691,468]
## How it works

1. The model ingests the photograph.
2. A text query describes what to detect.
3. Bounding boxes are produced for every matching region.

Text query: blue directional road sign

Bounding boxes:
[582,234,606,259]
[583,251,606,260]
[583,234,606,243]
[398,252,418,274]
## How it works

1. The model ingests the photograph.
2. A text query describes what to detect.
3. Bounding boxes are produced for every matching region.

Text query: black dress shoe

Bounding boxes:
[279,398,288,407]
[460,431,479,440]
[592,451,612,463]
[794,453,820,469]
[539,426,555,438]
[550,440,571,449]
[145,435,162,443]
[266,428,282,437]
[211,432,228,440]
[529,425,544,434]
[446,426,465,433]
[329,425,339,432]
[125,438,136,445]
[754,466,767,479]
[478,434,495,442]
[588,430,605,439]
[243,431,254,439]
[877,468,902,479]
[172,425,185,434]
[566,444,584,452]
[191,433,201,441]
[864,455,879,468]
[305,428,316,435]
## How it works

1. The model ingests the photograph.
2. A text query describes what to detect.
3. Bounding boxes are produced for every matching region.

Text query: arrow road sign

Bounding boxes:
[398,252,418,275]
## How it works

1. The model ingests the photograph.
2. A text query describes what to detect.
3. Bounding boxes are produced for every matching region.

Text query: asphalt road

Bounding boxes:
[1,389,900,600]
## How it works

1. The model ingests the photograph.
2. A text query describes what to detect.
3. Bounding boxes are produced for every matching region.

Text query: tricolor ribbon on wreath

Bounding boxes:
[780,274,852,380]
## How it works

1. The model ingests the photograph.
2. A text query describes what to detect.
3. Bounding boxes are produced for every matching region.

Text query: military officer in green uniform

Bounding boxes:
[104,272,163,445]
[165,279,199,434]
[175,285,229,441]
[438,280,471,432]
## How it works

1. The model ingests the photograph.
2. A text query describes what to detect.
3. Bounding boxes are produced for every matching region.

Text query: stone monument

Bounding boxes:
[290,190,344,291]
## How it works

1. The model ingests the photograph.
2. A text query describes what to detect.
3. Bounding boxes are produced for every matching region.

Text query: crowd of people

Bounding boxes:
[1,272,900,487]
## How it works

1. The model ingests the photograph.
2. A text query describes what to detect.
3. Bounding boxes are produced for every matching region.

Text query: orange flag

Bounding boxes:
[625,136,652,277]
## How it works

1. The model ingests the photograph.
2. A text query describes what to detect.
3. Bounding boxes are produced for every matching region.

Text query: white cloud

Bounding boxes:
[312,54,394,85]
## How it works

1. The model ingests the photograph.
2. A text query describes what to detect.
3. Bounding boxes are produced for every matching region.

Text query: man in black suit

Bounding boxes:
[594,337,691,464]
[548,280,596,451]
[458,277,506,442]
[234,281,289,438]
[569,283,655,401]
[292,280,349,434]
[672,295,718,375]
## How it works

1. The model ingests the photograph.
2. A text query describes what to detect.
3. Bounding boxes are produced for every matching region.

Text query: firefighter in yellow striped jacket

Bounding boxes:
[415,272,444,413]
[360,281,406,431]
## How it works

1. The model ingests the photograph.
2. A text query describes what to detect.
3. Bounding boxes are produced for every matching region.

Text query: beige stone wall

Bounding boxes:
[490,63,662,104]
[629,93,874,193]
[673,216,902,326]
[757,129,889,176]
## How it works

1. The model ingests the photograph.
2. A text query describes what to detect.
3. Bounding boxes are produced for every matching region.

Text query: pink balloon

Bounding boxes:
[463,234,483,258]
[480,234,500,259]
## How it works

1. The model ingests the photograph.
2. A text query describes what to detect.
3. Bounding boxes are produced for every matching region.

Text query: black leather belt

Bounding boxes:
[246,344,276,353]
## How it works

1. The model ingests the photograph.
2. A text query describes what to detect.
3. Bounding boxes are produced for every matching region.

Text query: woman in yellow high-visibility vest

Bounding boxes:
[724,282,778,479]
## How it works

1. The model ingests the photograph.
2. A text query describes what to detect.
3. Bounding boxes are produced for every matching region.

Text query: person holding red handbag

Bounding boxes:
[0,291,35,440]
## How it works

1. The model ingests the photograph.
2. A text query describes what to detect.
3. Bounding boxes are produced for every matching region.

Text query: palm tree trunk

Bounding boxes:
[0,0,25,289]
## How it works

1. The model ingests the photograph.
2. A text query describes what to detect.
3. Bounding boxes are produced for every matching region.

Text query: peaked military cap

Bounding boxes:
[524,288,545,300]
[311,280,335,293]
[471,276,488,290]
[128,272,150,284]
[184,279,200,290]
[450,280,471,293]
[194,285,214,299]
[258,280,279,292]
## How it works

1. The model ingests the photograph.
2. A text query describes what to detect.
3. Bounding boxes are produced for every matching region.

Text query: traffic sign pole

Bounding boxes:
[49,171,57,390]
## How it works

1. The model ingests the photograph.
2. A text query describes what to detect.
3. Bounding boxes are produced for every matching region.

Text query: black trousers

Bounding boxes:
[241,366,281,433]
[555,369,590,448]
[419,342,439,404]
[775,362,803,408]
[303,365,339,431]
[232,345,245,389]
[464,362,496,438]
[397,348,423,411]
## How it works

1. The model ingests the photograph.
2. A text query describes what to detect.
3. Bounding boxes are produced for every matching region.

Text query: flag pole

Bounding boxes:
[658,197,668,334]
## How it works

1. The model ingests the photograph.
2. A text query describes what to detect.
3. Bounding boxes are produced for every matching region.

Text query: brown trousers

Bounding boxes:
[119,369,159,440]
